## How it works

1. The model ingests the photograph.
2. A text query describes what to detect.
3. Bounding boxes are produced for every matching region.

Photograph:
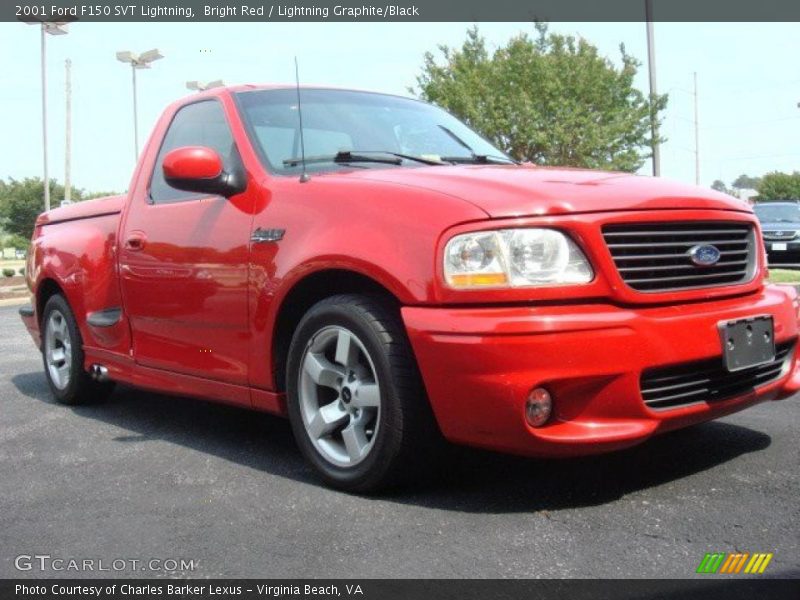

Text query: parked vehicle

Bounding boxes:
[753,201,800,263]
[19,86,800,491]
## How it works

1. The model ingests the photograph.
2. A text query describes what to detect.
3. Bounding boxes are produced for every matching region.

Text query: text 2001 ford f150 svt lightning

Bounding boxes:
[19,85,800,491]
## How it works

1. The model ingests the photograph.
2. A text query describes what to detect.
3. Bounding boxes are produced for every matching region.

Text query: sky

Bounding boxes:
[1,21,798,194]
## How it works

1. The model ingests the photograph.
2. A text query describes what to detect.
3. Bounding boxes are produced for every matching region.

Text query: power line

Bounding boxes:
[705,151,800,163]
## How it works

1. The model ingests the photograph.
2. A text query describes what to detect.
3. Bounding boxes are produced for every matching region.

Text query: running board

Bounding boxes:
[86,307,122,327]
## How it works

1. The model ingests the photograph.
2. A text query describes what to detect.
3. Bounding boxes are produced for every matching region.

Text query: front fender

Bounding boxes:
[246,175,487,390]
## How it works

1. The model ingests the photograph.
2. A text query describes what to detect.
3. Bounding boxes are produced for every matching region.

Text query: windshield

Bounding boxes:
[754,203,800,223]
[235,88,510,175]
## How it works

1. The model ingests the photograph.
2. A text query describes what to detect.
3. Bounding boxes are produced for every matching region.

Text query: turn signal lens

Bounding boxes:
[525,387,552,428]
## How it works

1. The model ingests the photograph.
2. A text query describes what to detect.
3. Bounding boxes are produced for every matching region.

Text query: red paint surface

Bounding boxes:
[20,85,800,456]
[162,146,223,180]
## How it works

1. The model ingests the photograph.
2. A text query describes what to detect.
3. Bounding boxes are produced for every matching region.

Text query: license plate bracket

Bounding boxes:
[719,316,775,372]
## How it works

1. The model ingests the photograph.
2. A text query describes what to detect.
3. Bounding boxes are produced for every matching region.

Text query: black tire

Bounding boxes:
[41,294,115,405]
[286,294,438,492]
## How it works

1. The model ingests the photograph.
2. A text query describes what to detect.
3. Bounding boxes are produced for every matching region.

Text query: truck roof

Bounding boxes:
[183,83,416,103]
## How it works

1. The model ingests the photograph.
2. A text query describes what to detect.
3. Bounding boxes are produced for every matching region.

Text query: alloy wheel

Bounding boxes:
[298,326,381,467]
[45,310,72,390]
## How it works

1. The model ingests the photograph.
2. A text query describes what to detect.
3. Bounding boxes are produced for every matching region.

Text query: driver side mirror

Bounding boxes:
[162,146,246,198]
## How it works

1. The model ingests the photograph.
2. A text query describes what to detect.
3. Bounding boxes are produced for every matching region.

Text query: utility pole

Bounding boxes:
[645,0,660,177]
[64,58,72,204]
[693,72,700,186]
[41,26,49,210]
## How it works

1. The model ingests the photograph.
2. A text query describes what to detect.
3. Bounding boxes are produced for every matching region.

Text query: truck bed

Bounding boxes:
[35,194,126,227]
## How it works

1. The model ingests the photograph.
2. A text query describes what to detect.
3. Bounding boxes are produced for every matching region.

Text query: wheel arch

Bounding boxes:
[270,268,403,392]
[36,277,66,324]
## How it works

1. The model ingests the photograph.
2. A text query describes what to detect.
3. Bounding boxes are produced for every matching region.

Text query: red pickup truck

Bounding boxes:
[19,85,800,491]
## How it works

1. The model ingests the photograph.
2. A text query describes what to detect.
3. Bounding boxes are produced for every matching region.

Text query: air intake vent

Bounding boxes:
[640,341,794,411]
[603,222,755,292]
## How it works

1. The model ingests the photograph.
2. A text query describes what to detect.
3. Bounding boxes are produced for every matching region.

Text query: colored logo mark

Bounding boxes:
[696,552,773,574]
[689,244,722,266]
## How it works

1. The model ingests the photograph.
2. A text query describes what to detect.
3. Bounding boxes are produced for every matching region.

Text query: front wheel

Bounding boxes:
[286,294,436,492]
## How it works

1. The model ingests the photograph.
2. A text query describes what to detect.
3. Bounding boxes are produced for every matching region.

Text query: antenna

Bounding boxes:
[294,57,310,183]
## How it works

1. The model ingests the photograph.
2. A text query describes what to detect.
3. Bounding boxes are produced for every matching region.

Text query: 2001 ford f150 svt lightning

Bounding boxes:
[19,85,800,491]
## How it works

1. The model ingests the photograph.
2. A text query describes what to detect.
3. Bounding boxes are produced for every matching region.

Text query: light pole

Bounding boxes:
[693,72,700,186]
[24,20,69,212]
[64,58,72,204]
[186,80,224,92]
[116,49,163,160]
[645,0,660,177]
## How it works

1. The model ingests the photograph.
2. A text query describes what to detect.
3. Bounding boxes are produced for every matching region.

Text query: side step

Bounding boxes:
[86,307,122,327]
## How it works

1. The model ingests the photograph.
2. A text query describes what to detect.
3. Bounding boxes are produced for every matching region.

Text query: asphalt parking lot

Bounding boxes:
[1,305,798,579]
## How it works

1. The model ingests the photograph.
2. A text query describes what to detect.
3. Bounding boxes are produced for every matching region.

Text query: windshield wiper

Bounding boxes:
[341,151,446,165]
[283,150,446,168]
[437,125,520,165]
[283,151,402,167]
[441,154,519,165]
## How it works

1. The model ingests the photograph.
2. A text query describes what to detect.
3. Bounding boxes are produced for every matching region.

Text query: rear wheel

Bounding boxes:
[286,294,436,492]
[41,294,115,405]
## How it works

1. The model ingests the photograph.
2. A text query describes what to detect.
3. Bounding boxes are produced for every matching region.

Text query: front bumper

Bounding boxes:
[402,285,800,457]
[764,239,800,258]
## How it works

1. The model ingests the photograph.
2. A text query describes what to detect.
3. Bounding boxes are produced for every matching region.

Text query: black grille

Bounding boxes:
[763,230,797,241]
[603,222,755,292]
[640,341,794,410]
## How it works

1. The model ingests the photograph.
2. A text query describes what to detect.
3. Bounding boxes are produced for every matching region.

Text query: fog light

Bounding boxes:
[525,387,552,428]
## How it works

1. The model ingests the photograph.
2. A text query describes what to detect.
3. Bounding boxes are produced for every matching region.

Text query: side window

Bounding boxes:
[149,100,235,204]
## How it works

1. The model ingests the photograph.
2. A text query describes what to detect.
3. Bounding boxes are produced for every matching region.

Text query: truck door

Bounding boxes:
[118,99,253,385]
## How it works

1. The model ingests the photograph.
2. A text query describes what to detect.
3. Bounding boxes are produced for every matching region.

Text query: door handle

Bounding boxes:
[125,233,147,251]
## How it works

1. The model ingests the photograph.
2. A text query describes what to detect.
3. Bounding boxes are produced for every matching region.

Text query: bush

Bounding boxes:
[2,268,15,277]
[18,267,25,276]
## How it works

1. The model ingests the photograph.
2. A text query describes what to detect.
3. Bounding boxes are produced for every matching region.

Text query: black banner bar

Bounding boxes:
[7,0,800,23]
[2,579,800,600]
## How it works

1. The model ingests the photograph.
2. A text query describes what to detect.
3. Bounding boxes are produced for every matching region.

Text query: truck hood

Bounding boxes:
[340,164,751,218]
[36,194,126,226]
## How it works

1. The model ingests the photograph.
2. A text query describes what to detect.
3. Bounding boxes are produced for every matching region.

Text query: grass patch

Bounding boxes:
[768,269,800,284]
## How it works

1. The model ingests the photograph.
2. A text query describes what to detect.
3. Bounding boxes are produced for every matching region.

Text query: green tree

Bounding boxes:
[0,178,64,239]
[83,190,120,200]
[0,177,118,240]
[0,232,29,249]
[711,180,731,194]
[731,173,761,190]
[412,24,668,171]
[755,171,800,201]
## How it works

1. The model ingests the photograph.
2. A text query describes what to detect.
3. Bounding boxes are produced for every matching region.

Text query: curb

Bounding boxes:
[0,297,29,308]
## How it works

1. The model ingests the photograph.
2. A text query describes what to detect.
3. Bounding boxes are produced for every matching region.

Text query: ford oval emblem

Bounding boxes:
[688,244,722,266]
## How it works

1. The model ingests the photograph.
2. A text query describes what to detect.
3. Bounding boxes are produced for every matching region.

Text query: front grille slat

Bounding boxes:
[604,228,750,237]
[615,250,747,261]
[603,221,756,292]
[623,271,748,285]
[607,239,749,249]
[640,341,794,410]
[618,260,748,273]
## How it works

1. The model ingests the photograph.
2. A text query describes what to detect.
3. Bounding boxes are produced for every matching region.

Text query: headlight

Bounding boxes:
[444,228,593,289]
